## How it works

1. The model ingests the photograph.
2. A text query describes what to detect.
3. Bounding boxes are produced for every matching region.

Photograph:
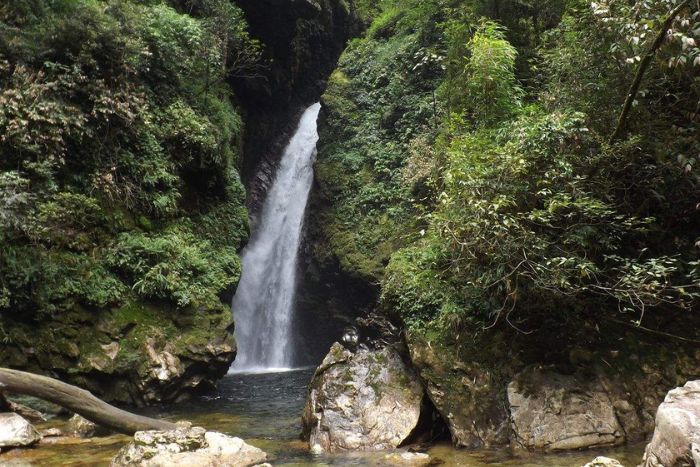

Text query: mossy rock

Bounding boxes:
[0,300,236,406]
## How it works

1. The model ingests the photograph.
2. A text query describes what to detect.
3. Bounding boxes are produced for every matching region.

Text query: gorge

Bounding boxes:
[0,0,699,466]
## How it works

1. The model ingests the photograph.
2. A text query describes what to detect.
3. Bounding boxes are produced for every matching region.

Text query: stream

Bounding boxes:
[0,368,645,466]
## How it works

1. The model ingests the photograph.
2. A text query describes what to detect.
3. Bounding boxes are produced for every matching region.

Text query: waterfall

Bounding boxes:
[230,103,321,373]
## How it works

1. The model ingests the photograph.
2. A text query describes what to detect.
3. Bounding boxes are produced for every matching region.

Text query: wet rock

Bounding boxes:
[639,380,700,467]
[0,413,41,449]
[384,451,431,465]
[302,343,425,452]
[110,426,267,467]
[507,368,624,452]
[582,457,625,467]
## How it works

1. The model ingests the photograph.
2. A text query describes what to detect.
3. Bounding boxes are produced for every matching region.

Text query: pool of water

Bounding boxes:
[0,368,645,466]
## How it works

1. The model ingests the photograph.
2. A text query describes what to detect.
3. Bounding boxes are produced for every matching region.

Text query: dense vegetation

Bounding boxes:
[0,0,256,327]
[316,0,700,346]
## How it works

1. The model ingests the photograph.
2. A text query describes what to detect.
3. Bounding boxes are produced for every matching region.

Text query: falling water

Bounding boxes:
[230,103,321,373]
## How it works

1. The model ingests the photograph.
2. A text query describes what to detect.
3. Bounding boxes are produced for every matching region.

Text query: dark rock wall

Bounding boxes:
[233,0,359,215]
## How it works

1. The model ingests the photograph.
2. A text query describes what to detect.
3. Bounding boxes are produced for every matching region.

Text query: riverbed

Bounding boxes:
[0,368,645,466]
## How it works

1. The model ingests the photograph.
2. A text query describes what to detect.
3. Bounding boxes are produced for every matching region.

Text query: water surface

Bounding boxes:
[0,368,645,466]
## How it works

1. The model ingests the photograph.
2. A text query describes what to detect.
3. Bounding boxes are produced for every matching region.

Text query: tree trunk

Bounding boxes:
[609,0,690,144]
[0,368,177,435]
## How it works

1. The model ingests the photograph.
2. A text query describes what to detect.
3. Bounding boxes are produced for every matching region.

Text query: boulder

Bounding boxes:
[639,380,700,467]
[40,428,64,438]
[405,332,508,448]
[302,343,425,452]
[582,457,625,467]
[507,368,625,452]
[0,413,41,449]
[110,427,267,467]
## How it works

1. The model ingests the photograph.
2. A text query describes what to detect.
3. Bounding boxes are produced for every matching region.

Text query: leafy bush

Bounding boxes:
[107,229,239,309]
[314,0,699,344]
[0,0,255,319]
[385,107,699,332]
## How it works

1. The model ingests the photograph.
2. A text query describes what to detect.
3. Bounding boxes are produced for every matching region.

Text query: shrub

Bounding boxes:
[107,229,240,309]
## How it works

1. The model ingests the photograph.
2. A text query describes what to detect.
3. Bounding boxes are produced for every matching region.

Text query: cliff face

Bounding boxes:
[233,0,359,214]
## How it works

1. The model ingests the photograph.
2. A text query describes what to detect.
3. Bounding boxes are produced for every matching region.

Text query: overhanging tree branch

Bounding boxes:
[609,0,690,144]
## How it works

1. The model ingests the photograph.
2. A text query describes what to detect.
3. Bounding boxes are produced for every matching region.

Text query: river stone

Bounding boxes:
[66,414,100,438]
[639,380,700,467]
[583,457,625,467]
[384,451,432,465]
[507,368,624,452]
[0,413,41,449]
[302,343,425,452]
[110,427,267,467]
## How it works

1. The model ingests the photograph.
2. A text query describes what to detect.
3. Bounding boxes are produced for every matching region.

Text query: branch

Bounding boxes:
[609,0,690,144]
[0,368,177,435]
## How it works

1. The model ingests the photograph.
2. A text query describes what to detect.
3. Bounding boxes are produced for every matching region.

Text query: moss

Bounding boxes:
[310,3,443,285]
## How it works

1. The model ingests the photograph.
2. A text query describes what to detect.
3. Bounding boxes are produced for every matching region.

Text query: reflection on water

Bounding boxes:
[0,368,645,466]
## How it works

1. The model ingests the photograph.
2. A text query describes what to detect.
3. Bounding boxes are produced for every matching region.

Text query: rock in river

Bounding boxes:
[0,413,41,449]
[66,414,106,438]
[582,457,625,467]
[111,426,267,467]
[302,343,425,452]
[639,380,700,467]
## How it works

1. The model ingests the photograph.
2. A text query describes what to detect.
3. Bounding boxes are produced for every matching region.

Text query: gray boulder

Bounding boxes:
[404,332,509,448]
[111,426,267,467]
[507,369,625,452]
[639,380,700,467]
[302,343,425,452]
[0,413,41,449]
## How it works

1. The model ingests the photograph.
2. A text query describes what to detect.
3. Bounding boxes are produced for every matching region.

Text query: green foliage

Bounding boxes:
[442,20,522,125]
[0,0,254,319]
[386,109,699,332]
[320,0,699,343]
[107,228,240,309]
[313,0,447,282]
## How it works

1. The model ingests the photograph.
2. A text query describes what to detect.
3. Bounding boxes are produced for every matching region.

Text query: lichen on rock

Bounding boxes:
[302,342,425,452]
[111,427,267,467]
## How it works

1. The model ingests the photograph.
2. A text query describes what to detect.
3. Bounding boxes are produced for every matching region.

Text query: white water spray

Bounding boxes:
[230,103,321,373]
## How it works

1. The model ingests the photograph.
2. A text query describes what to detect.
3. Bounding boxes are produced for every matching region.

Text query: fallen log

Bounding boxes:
[0,368,177,435]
